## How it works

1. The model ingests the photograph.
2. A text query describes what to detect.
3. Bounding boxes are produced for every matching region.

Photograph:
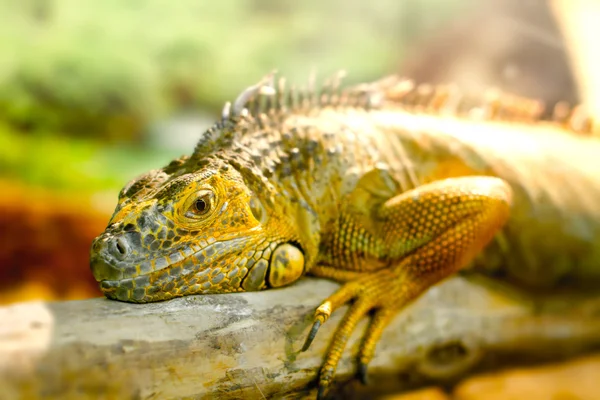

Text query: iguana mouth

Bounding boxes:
[90,242,199,281]
[91,237,253,302]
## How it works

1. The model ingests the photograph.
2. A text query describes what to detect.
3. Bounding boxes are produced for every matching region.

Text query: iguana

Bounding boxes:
[89,71,600,399]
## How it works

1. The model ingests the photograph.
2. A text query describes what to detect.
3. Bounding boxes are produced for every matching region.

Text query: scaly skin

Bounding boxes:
[90,72,600,398]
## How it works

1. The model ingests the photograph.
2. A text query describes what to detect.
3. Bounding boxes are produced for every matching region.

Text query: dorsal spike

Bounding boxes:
[438,84,462,115]
[384,78,415,103]
[316,70,347,107]
[319,76,332,106]
[332,70,346,88]
[426,85,450,113]
[482,88,502,119]
[568,105,594,135]
[330,70,347,106]
[276,77,287,112]
[415,83,434,110]
[553,101,571,124]
[221,102,232,121]
[288,84,298,111]
[231,71,277,117]
[300,84,311,111]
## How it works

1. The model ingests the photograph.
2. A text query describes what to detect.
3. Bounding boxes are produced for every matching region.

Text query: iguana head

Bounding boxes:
[90,154,306,302]
[89,72,318,302]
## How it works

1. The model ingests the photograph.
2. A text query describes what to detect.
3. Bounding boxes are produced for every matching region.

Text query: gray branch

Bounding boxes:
[1,277,600,399]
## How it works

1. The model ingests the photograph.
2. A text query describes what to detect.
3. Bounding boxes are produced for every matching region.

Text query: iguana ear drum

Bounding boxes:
[268,243,305,288]
[249,195,268,224]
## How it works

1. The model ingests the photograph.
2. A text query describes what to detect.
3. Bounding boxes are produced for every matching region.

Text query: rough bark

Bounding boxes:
[1,277,600,400]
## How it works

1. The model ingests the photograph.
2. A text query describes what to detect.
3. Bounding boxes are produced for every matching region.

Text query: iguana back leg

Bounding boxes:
[304,176,512,399]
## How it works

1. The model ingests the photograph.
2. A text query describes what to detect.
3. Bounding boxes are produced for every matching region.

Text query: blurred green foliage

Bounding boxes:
[0,123,183,191]
[0,0,465,192]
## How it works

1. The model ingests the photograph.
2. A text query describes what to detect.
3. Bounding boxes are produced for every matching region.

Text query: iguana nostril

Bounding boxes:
[110,236,130,260]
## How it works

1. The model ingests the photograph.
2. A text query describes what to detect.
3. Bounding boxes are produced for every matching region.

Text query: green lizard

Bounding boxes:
[90,71,600,399]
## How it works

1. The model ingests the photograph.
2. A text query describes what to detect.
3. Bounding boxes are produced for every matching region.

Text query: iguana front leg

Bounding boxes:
[304,176,512,399]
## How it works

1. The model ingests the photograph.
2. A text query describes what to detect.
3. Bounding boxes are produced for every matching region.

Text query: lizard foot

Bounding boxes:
[303,176,512,398]
[302,269,407,399]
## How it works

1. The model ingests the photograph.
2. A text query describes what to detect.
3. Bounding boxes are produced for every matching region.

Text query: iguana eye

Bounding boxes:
[185,191,213,218]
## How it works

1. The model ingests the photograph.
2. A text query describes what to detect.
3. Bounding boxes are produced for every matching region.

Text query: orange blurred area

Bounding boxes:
[386,353,600,400]
[0,179,110,304]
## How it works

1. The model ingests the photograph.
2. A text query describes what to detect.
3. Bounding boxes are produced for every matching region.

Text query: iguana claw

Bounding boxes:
[302,300,334,351]
[316,386,328,400]
[302,320,322,352]
[357,362,369,385]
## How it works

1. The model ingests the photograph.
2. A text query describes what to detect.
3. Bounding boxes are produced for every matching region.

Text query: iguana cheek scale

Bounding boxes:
[90,71,600,399]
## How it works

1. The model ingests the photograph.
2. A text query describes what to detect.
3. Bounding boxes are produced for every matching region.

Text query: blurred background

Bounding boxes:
[0,0,595,304]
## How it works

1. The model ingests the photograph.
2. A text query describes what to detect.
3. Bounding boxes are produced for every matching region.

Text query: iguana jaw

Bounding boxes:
[92,231,306,303]
[91,234,261,302]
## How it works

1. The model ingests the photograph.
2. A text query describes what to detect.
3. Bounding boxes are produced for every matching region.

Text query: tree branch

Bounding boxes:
[2,277,600,399]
